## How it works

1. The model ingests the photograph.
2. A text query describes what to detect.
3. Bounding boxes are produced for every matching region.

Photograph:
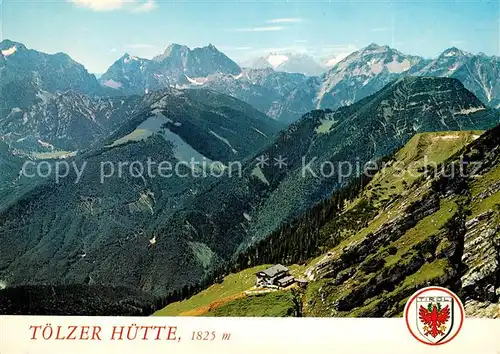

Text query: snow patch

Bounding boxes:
[102,79,123,90]
[266,54,289,68]
[109,110,172,147]
[386,58,411,73]
[251,127,268,138]
[232,72,244,80]
[209,130,238,154]
[1,46,17,57]
[455,107,486,115]
[37,139,55,150]
[448,63,460,72]
[185,75,207,86]
[123,55,139,64]
[243,213,252,221]
[251,166,270,186]
[435,134,462,140]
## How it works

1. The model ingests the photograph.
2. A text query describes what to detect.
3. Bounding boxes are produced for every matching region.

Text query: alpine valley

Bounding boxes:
[0,39,499,318]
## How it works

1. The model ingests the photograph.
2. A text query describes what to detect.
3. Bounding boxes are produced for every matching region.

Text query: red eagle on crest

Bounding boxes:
[418,302,450,338]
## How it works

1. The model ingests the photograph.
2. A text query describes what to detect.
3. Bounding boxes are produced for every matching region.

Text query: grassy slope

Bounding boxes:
[305,132,480,317]
[155,131,484,317]
[153,265,270,316]
[470,163,500,217]
[154,263,308,316]
[364,131,482,205]
[203,291,296,317]
[304,131,482,316]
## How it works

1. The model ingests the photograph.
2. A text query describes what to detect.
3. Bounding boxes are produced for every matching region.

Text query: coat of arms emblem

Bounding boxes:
[405,287,464,345]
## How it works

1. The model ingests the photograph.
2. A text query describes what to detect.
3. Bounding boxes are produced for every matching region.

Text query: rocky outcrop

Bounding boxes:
[461,209,500,299]
[464,299,500,318]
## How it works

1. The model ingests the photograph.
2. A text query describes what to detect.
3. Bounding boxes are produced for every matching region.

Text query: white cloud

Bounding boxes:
[234,26,285,32]
[68,0,156,12]
[266,18,304,24]
[68,0,129,11]
[132,0,156,13]
[369,27,389,32]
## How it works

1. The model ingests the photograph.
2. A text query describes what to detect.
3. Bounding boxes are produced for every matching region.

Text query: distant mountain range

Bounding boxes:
[97,42,500,123]
[0,40,103,123]
[2,39,498,125]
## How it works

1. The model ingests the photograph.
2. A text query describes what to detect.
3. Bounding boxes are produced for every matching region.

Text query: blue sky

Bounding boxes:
[1,0,499,73]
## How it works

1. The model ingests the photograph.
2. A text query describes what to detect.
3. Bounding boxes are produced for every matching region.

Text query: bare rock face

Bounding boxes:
[465,299,500,318]
[461,209,499,297]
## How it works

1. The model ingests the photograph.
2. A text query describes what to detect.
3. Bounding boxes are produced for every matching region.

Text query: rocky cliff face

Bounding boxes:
[100,44,242,95]
[416,48,500,109]
[200,68,321,124]
[0,39,102,109]
[0,90,147,152]
[316,43,428,110]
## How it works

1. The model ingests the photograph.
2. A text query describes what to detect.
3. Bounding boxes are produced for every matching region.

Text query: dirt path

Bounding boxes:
[179,292,247,316]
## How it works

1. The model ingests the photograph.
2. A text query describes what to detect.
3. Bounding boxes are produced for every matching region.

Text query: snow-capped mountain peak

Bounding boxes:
[361,42,391,54]
[316,43,426,108]
[119,53,141,64]
[266,53,289,67]
[153,43,190,62]
[322,52,351,69]
[100,43,241,94]
[415,47,473,78]
[440,47,470,58]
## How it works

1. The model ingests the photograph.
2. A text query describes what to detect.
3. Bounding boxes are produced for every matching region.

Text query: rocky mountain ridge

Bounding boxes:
[3,40,499,126]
